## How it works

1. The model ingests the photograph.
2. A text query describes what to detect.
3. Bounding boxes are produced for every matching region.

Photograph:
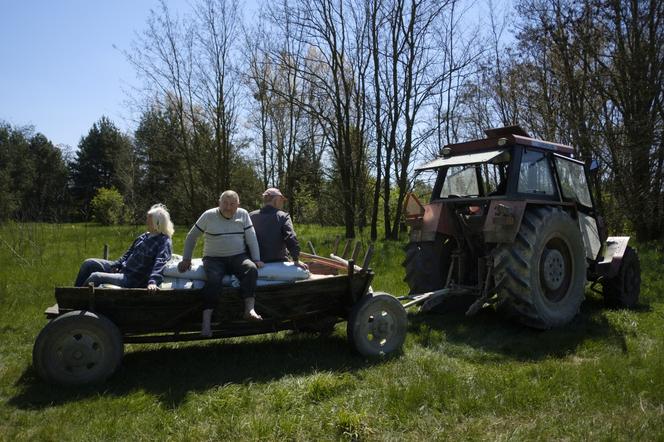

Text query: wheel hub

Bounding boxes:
[542,249,565,291]
[370,312,395,341]
[58,334,101,372]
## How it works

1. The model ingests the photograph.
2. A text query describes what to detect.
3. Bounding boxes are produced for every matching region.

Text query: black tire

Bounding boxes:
[347,292,407,356]
[33,310,124,386]
[603,246,640,308]
[403,235,452,294]
[492,207,586,329]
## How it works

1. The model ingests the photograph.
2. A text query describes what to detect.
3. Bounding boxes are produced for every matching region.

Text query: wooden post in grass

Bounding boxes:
[351,242,361,261]
[341,240,351,259]
[103,244,109,260]
[333,236,341,255]
[362,244,374,270]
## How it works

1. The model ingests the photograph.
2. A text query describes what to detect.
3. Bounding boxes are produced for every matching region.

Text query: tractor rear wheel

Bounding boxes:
[603,246,640,308]
[403,235,452,294]
[492,207,586,329]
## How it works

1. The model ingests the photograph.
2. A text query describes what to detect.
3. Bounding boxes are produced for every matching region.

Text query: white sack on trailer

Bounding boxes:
[163,255,310,282]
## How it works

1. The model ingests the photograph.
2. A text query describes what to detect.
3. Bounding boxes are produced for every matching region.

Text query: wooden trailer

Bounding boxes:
[33,243,407,386]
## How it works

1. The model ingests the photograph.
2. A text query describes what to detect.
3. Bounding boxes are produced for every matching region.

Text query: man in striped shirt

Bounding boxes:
[178,190,264,337]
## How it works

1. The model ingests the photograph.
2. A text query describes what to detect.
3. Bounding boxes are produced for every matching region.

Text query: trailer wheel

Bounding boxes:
[347,293,407,356]
[492,207,586,329]
[603,246,640,308]
[33,310,123,386]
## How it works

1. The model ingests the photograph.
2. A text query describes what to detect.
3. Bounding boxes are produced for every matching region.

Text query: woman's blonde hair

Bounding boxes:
[147,203,174,237]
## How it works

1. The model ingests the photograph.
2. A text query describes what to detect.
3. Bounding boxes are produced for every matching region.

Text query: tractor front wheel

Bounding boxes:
[603,246,640,308]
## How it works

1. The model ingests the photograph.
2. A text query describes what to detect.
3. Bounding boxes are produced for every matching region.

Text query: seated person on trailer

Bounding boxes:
[250,187,308,270]
[178,190,264,337]
[74,204,173,292]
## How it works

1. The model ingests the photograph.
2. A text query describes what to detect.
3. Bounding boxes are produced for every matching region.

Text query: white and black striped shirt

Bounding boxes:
[183,208,260,260]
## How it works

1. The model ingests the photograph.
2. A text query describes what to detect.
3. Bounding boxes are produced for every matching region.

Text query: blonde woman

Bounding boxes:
[74,204,173,291]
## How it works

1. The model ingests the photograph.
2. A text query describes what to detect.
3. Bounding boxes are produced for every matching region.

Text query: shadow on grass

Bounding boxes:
[8,331,388,410]
[407,294,632,361]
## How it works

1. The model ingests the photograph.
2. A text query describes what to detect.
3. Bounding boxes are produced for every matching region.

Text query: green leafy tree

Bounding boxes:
[90,187,126,225]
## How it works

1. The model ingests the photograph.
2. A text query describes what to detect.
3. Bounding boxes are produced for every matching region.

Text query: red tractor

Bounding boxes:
[402,126,640,328]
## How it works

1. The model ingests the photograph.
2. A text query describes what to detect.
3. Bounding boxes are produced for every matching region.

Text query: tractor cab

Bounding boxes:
[406,126,603,261]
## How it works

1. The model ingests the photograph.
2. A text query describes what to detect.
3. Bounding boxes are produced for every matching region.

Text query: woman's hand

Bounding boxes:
[147,283,158,292]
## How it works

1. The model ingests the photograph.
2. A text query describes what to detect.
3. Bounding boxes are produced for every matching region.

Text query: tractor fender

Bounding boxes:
[408,202,460,242]
[483,200,527,243]
[596,236,631,279]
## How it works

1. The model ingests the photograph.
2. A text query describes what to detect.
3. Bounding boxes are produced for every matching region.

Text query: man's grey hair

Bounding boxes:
[220,190,239,202]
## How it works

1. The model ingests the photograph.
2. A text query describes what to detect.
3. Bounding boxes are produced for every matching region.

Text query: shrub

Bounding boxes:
[90,187,126,225]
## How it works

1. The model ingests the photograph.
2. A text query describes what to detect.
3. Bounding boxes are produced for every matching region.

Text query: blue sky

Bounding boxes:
[0,1,192,149]
[0,1,496,151]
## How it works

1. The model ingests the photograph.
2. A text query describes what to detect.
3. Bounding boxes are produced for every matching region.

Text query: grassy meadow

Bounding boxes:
[1,222,663,441]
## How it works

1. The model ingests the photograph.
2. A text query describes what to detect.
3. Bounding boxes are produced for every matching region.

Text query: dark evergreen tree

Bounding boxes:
[70,117,134,220]
[0,123,69,221]
[23,133,70,221]
[134,109,189,222]
[0,123,32,220]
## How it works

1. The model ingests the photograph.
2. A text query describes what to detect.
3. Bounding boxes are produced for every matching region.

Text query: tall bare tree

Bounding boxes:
[126,1,202,215]
[264,0,371,237]
[127,0,251,219]
[194,0,243,194]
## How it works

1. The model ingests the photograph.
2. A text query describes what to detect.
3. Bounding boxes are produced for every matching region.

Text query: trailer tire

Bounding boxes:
[347,293,407,357]
[603,246,640,308]
[33,310,123,386]
[492,207,586,329]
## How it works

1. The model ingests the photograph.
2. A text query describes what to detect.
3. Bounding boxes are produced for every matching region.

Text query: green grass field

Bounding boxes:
[1,222,663,441]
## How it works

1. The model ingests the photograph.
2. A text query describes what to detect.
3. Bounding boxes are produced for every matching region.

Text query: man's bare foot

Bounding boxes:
[243,309,263,321]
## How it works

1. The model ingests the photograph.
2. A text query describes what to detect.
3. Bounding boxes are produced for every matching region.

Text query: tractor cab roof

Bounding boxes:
[417,126,575,171]
[416,148,508,171]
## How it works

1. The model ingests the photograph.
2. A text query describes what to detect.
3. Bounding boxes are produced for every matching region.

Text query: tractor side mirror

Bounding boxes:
[589,159,599,173]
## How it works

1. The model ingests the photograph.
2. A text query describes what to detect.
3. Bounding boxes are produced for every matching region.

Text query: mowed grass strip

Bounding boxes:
[0,223,663,440]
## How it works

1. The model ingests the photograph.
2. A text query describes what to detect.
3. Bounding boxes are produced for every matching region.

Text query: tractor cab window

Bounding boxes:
[481,162,509,195]
[440,165,479,197]
[554,156,593,208]
[440,160,509,198]
[518,149,555,195]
